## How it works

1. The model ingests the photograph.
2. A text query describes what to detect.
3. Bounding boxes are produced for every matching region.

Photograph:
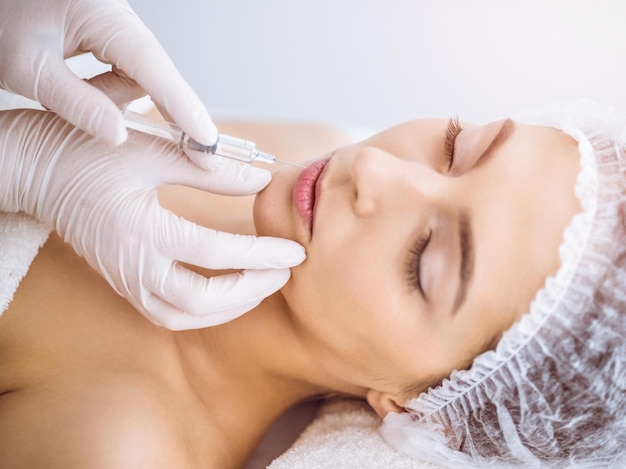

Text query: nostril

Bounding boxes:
[351,147,387,217]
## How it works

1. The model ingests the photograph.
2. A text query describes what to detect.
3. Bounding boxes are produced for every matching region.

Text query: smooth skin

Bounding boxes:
[0,116,580,468]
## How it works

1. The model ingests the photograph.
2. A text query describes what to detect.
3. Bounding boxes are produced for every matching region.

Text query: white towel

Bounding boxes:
[0,212,51,316]
[268,399,440,469]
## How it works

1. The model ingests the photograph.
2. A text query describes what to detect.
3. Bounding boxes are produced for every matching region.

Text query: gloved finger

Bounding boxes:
[143,293,261,331]
[86,71,146,108]
[160,150,273,196]
[159,211,306,269]
[94,10,217,146]
[161,263,291,316]
[36,57,128,145]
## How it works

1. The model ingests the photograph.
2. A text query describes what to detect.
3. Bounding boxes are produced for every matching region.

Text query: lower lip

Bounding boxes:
[293,159,328,235]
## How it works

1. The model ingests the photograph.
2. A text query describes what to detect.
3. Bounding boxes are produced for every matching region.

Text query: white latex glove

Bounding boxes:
[0,0,218,157]
[0,107,306,330]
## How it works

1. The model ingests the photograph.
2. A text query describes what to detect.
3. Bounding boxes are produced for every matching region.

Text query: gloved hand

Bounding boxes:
[0,107,306,330]
[0,0,217,158]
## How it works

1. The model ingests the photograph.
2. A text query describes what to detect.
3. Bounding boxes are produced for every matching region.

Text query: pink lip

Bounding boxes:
[293,158,329,236]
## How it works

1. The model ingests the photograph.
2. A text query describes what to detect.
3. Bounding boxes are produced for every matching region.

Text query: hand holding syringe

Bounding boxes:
[123,109,304,168]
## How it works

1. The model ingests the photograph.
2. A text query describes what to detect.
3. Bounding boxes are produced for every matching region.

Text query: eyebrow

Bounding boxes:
[453,210,474,315]
[479,118,515,164]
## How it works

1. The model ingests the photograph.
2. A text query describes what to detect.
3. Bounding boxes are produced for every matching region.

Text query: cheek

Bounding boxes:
[284,233,404,340]
[283,239,374,332]
[285,245,367,322]
[285,256,414,374]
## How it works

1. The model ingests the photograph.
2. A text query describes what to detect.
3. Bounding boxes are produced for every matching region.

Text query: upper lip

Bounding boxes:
[311,158,331,235]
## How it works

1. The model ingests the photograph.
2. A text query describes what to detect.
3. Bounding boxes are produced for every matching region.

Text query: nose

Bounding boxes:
[350,146,443,217]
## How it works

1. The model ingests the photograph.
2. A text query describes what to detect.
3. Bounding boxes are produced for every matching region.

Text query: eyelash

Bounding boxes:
[405,117,461,295]
[444,115,463,171]
[406,229,432,297]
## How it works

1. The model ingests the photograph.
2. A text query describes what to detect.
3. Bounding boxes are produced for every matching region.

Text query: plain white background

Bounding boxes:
[128,0,626,133]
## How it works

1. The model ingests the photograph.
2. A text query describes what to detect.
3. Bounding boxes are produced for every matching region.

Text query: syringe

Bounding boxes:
[122,109,304,168]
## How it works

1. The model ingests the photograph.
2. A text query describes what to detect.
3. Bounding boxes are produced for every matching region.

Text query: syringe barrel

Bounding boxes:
[209,135,256,163]
[123,110,182,143]
[123,109,262,164]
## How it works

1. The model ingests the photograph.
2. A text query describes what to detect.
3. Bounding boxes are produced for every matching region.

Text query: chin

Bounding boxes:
[252,170,297,240]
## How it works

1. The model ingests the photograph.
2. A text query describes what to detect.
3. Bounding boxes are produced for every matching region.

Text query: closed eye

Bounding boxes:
[444,115,463,171]
[406,229,432,300]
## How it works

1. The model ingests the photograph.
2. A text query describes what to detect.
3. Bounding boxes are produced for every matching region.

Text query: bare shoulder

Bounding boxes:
[0,377,199,469]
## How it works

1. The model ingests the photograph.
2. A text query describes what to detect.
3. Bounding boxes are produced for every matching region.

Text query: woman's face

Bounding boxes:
[253,117,581,399]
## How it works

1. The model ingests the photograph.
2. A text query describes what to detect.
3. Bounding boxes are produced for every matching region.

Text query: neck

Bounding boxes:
[171,292,329,466]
